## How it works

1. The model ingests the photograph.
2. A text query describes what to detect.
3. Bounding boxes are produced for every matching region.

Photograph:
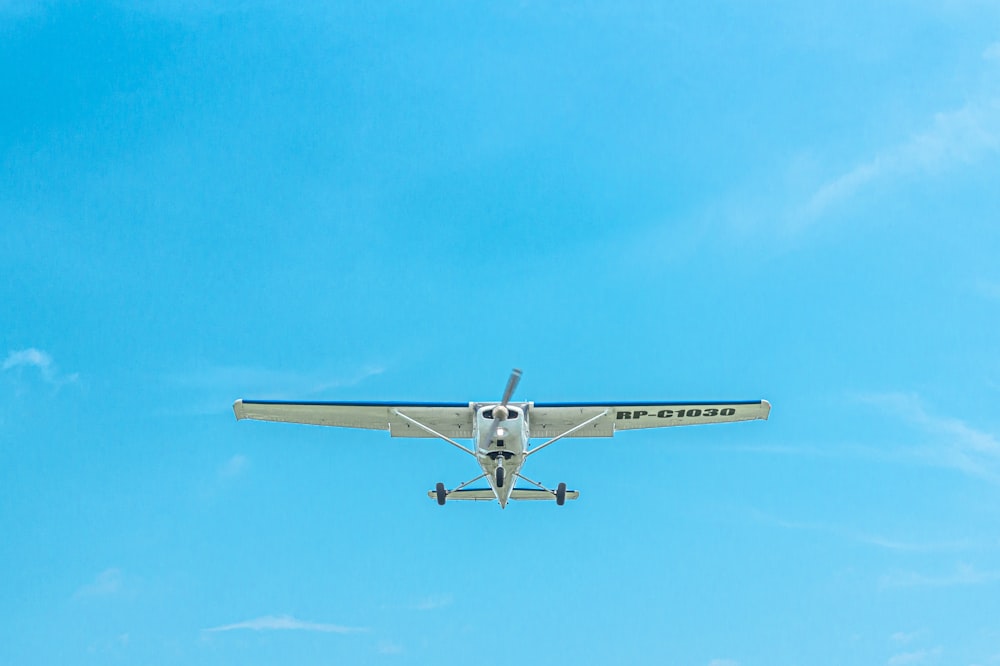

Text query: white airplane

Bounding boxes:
[233,369,770,508]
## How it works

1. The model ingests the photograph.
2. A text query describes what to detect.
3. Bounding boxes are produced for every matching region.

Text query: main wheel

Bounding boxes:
[556,482,567,506]
[496,466,505,488]
[435,482,447,505]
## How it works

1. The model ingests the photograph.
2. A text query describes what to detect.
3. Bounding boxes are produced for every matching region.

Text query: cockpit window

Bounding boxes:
[482,407,520,420]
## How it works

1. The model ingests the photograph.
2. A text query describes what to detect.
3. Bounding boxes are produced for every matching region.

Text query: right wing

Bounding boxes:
[233,400,474,438]
[528,400,770,438]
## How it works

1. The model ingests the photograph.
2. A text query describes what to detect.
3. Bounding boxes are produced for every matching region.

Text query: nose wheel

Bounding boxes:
[495,466,505,488]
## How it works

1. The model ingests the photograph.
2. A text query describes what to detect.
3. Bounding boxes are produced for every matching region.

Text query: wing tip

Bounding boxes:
[760,399,771,420]
[233,399,245,420]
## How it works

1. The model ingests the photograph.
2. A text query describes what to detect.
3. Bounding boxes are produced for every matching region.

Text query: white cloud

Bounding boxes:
[165,362,386,414]
[976,279,1000,300]
[413,595,453,611]
[855,533,971,552]
[858,392,1000,483]
[2,347,78,386]
[203,615,367,634]
[1,348,50,373]
[85,632,131,655]
[968,651,1000,666]
[749,508,975,552]
[801,99,1000,220]
[173,363,385,395]
[74,568,125,599]
[881,563,1000,588]
[789,41,1000,225]
[0,0,52,17]
[219,454,248,479]
[689,42,1000,244]
[888,647,942,665]
[716,440,904,465]
[378,641,404,655]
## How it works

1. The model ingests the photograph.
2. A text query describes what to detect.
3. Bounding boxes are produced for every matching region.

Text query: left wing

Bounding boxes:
[233,400,474,438]
[528,400,770,438]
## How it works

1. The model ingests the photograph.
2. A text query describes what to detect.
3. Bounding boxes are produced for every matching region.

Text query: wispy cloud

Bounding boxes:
[749,508,975,552]
[74,568,126,599]
[854,533,974,552]
[203,615,367,634]
[165,362,386,414]
[801,98,1000,221]
[858,392,1000,483]
[713,441,894,462]
[891,631,920,645]
[887,646,943,665]
[790,40,1000,226]
[85,632,130,656]
[173,362,386,395]
[969,651,1000,666]
[412,595,453,611]
[0,1,52,17]
[381,594,455,612]
[881,563,1000,589]
[378,641,404,655]
[976,279,1000,301]
[196,454,251,501]
[2,348,78,387]
[218,454,248,479]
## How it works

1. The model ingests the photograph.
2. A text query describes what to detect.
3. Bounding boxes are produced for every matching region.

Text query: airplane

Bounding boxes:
[232,369,770,508]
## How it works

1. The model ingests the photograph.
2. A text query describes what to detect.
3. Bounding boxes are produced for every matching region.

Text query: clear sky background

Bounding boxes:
[2,2,1000,664]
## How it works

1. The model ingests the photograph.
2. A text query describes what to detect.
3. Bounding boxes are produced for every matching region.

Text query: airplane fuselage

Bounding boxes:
[473,402,529,507]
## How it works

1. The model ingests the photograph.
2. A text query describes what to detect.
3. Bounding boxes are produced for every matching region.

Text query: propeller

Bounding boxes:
[484,368,522,447]
[492,368,522,421]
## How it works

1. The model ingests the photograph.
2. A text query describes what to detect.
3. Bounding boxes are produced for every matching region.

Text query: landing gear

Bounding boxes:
[435,482,447,505]
[556,482,567,506]
[496,466,505,488]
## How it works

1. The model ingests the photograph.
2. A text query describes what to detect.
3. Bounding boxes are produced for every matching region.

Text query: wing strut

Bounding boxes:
[525,409,609,457]
[392,409,476,457]
[515,471,556,494]
[450,473,488,493]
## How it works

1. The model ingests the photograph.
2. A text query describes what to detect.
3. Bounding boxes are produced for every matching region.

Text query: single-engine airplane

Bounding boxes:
[233,369,770,508]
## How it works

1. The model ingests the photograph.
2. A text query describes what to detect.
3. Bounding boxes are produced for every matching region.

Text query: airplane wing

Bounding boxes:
[528,400,770,438]
[233,400,474,438]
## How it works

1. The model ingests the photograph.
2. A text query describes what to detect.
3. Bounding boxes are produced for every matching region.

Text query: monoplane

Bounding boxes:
[233,369,770,508]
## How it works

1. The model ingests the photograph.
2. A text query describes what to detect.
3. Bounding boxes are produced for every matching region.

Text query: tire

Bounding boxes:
[556,482,567,506]
[435,482,447,505]
[496,466,505,488]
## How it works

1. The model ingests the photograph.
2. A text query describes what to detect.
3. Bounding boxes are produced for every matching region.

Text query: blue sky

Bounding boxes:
[2,1,1000,664]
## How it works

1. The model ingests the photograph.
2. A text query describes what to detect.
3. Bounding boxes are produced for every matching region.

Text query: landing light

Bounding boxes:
[496,427,506,437]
